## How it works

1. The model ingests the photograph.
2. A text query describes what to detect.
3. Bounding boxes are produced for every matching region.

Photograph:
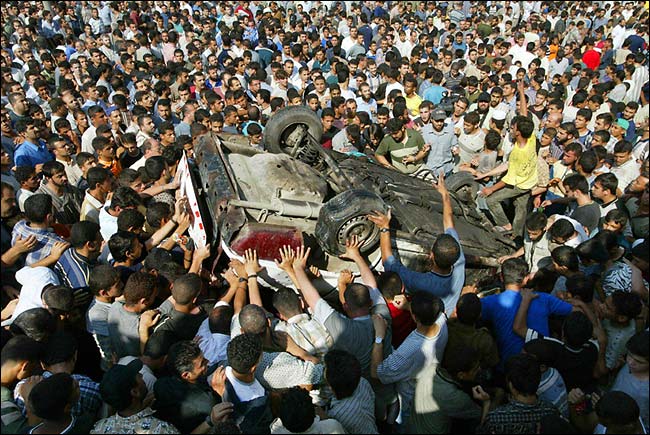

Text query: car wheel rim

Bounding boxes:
[336,215,378,250]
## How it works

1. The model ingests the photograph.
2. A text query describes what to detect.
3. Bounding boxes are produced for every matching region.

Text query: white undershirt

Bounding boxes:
[225,366,265,402]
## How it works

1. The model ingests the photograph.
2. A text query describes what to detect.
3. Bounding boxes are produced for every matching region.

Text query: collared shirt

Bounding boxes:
[99,204,118,242]
[11,220,66,265]
[36,183,82,224]
[422,122,458,175]
[327,377,378,434]
[56,158,83,188]
[13,140,53,168]
[54,248,95,290]
[90,407,179,434]
[376,315,448,421]
[477,399,560,434]
[15,371,101,419]
[275,313,333,358]
[80,190,104,223]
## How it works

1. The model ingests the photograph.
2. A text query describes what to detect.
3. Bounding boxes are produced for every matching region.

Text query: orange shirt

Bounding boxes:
[99,159,122,177]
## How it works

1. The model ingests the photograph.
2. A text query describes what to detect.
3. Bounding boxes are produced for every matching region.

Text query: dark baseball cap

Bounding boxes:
[99,359,143,411]
[431,108,447,120]
[478,92,490,102]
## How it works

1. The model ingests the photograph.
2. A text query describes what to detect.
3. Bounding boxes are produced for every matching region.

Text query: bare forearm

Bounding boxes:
[293,267,321,310]
[248,277,263,307]
[375,154,394,169]
[1,247,23,267]
[491,180,506,193]
[352,254,377,289]
[441,193,454,230]
[233,285,247,315]
[145,220,177,250]
[513,299,531,338]
[29,253,61,268]
[219,284,239,304]
[370,343,383,379]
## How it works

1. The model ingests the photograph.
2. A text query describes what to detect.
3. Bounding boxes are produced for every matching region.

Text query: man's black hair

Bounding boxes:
[69,221,101,249]
[410,291,443,326]
[279,387,315,433]
[505,353,540,396]
[28,373,76,420]
[227,334,263,374]
[167,340,202,379]
[9,308,56,342]
[501,257,528,286]
[324,349,361,399]
[41,331,77,366]
[24,194,52,223]
[562,311,593,348]
[432,233,461,269]
[1,335,42,367]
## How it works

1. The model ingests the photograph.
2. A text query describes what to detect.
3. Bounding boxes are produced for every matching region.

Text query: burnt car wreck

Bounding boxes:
[192,106,516,290]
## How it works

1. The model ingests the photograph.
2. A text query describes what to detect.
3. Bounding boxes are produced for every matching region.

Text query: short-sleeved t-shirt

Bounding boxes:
[313,295,392,378]
[107,300,141,358]
[502,134,538,190]
[569,201,601,235]
[376,129,425,174]
[480,290,573,371]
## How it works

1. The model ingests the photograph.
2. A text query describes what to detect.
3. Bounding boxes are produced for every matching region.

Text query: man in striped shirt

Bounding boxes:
[54,221,104,308]
[11,194,66,266]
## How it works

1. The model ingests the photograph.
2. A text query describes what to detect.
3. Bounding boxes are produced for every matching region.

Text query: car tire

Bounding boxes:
[445,171,480,204]
[315,189,388,256]
[264,106,323,155]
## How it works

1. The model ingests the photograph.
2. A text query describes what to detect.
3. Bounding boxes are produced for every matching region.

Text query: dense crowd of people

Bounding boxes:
[1,1,649,434]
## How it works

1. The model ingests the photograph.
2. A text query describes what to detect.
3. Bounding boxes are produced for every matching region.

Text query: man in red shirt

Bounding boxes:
[582,38,601,72]
[377,272,416,347]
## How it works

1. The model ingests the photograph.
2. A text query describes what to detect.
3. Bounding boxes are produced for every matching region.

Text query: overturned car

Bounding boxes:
[191,106,516,291]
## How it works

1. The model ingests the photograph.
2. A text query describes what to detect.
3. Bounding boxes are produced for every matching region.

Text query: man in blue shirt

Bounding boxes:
[480,257,575,372]
[368,173,465,316]
[13,119,52,170]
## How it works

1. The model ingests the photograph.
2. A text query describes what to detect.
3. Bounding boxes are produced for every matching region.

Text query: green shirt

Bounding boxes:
[376,129,425,174]
[1,385,28,434]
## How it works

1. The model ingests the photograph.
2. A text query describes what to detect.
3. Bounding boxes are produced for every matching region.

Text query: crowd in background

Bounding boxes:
[0,1,649,434]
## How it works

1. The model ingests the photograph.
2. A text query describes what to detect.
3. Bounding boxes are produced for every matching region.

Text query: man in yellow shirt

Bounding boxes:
[404,75,423,118]
[480,116,538,237]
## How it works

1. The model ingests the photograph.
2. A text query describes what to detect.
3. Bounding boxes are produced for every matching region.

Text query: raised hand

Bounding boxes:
[275,245,295,272]
[292,245,311,270]
[366,208,391,229]
[520,288,539,302]
[229,259,248,279]
[392,294,411,311]
[340,235,363,260]
[221,268,239,287]
[244,249,263,276]
[338,269,354,290]
[308,265,321,278]
[432,171,449,197]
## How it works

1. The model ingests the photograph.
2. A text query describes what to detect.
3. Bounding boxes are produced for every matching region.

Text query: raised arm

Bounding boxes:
[367,208,393,263]
[517,79,528,118]
[433,172,454,231]
[243,249,264,308]
[275,246,301,290]
[513,289,538,338]
[340,235,377,289]
[291,246,322,310]
[218,268,240,305]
